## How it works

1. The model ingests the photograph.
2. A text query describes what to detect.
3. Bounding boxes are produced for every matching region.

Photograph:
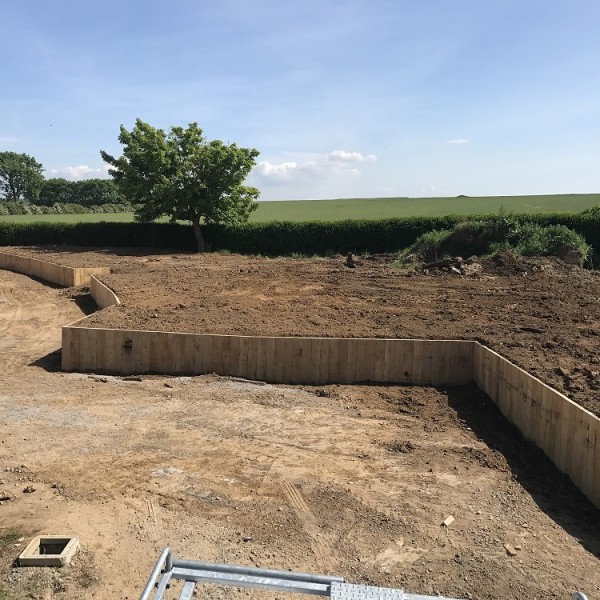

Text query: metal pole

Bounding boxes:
[139,547,172,600]
[171,558,344,585]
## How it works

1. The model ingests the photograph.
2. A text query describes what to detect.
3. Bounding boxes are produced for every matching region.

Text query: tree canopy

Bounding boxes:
[38,178,125,207]
[100,119,260,251]
[0,151,44,202]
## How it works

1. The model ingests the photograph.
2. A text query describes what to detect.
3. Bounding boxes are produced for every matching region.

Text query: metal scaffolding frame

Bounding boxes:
[139,547,466,600]
[139,548,590,600]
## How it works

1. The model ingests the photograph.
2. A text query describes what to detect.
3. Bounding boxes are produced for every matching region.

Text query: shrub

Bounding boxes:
[515,223,591,260]
[410,218,592,263]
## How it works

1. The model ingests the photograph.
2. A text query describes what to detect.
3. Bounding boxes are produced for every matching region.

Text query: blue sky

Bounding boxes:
[2,0,600,200]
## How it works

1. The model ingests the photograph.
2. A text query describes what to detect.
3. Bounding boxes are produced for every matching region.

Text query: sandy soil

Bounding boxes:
[0,260,599,600]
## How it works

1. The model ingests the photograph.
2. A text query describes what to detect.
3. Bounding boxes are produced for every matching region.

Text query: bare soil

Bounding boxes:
[0,249,599,600]
[8,245,600,417]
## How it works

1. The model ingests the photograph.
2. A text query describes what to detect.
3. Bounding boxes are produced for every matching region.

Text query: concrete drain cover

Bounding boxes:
[18,535,79,567]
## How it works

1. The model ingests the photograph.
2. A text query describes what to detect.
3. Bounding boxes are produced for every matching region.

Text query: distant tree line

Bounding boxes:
[0,151,128,208]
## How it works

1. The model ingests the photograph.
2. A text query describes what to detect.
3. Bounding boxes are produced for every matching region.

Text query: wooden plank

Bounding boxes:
[482,347,494,399]
[79,327,97,372]
[507,360,522,423]
[161,333,175,374]
[133,331,151,374]
[398,340,415,384]
[381,340,394,382]
[593,416,600,508]
[282,338,297,382]
[527,377,546,447]
[171,333,185,374]
[490,350,501,403]
[328,337,343,382]
[355,339,371,383]
[148,332,163,373]
[192,335,205,374]
[459,341,475,385]
[295,337,312,384]
[473,344,488,395]
[204,334,216,374]
[61,327,73,370]
[335,338,349,384]
[493,354,511,418]
[318,338,331,384]
[220,336,233,377]
[472,342,483,385]
[345,339,359,384]
[562,400,580,477]
[121,332,134,375]
[421,340,436,385]
[228,336,241,377]
[246,338,262,381]
[430,341,450,386]
[94,329,108,372]
[373,339,386,382]
[177,334,194,374]
[539,384,557,458]
[544,386,563,462]
[72,269,82,287]
[238,336,250,379]
[271,337,286,383]
[99,329,115,373]
[581,410,598,502]
[308,338,322,384]
[514,374,534,441]
[210,335,224,375]
[410,340,425,385]
[113,330,126,374]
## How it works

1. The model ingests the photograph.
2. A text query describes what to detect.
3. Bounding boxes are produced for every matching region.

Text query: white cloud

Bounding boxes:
[255,161,301,178]
[49,165,109,180]
[253,150,377,183]
[327,150,376,162]
[445,138,469,145]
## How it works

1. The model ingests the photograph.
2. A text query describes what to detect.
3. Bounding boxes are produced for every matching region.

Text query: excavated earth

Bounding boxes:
[0,246,598,600]
[10,245,600,417]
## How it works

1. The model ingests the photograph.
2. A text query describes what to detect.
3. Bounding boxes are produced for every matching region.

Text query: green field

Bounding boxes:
[0,193,598,224]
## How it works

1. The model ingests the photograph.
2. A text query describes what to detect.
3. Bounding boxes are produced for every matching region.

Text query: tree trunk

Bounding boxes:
[192,218,205,252]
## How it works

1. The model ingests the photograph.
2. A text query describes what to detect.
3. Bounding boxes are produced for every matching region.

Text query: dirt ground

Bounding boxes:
[0,251,599,600]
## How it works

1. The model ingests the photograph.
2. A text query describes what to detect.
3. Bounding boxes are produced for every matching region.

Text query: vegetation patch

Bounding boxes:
[0,208,598,263]
[0,531,20,550]
[407,212,593,264]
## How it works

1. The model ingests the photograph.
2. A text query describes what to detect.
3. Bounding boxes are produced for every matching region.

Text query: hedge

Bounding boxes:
[0,213,598,257]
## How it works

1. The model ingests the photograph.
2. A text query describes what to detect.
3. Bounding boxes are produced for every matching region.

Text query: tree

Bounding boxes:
[100,119,260,251]
[72,179,125,207]
[0,151,44,202]
[38,178,73,206]
[38,178,126,207]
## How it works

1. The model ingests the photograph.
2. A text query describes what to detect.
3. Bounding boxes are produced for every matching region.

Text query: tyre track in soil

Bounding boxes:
[0,270,84,374]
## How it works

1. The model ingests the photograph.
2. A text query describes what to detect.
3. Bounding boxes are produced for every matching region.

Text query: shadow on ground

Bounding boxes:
[29,293,96,372]
[446,384,600,559]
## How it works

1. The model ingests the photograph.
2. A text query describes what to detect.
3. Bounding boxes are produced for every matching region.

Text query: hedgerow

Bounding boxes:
[0,209,598,260]
[0,201,134,216]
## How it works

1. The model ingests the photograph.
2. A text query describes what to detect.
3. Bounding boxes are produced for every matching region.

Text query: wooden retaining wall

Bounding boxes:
[61,328,475,387]
[0,251,110,287]
[1,251,597,509]
[90,275,120,308]
[474,343,600,508]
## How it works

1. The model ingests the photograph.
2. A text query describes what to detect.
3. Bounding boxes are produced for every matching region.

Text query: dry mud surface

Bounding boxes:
[0,249,599,600]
